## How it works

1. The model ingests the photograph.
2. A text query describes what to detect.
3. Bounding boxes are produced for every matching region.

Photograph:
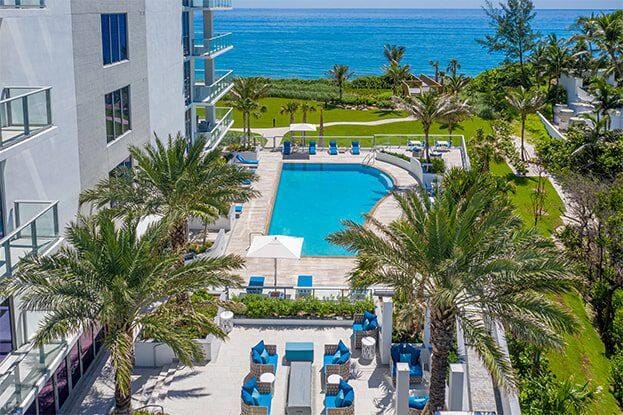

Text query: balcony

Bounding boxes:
[0,87,52,150]
[0,0,44,7]
[0,200,60,278]
[183,0,232,10]
[192,32,233,58]
[196,107,234,149]
[193,70,234,104]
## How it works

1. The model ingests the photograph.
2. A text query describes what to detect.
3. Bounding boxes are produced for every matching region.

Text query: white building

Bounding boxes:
[0,1,233,413]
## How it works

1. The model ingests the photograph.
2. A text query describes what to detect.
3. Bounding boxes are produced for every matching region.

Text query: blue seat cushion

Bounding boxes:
[410,363,423,377]
[342,390,354,407]
[364,318,378,330]
[252,349,263,364]
[409,396,428,409]
[260,348,270,364]
[400,353,411,364]
[242,377,257,393]
[337,340,349,354]
[352,322,364,332]
[266,353,278,372]
[391,344,402,363]
[325,394,337,410]
[297,275,313,287]
[363,310,376,321]
[339,379,353,394]
[252,340,265,355]
[257,393,272,412]
[337,351,350,364]
[252,388,261,405]
[323,353,335,369]
[241,389,254,405]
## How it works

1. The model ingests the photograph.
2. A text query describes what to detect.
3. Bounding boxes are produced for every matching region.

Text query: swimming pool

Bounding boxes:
[268,163,394,257]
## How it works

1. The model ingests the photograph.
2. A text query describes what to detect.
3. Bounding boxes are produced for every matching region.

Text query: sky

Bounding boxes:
[234,0,619,8]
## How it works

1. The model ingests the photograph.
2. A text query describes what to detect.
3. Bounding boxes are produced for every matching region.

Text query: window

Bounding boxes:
[184,61,191,106]
[0,299,13,364]
[182,11,190,57]
[38,375,56,415]
[101,13,128,65]
[55,357,70,408]
[105,86,131,143]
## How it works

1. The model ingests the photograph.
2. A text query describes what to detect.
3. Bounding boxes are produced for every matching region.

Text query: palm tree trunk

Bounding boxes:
[113,330,135,415]
[170,219,188,253]
[520,116,526,161]
[429,312,455,412]
[424,128,431,164]
[113,374,132,415]
[339,83,343,101]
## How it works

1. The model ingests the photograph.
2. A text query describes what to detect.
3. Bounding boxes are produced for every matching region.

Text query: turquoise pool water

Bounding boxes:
[268,163,394,257]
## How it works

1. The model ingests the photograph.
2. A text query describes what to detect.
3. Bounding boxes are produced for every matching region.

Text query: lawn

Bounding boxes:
[222,97,408,129]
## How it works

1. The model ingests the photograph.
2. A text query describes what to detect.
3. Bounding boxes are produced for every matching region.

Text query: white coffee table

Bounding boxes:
[362,336,376,361]
[260,372,276,393]
[327,374,342,395]
[219,310,234,333]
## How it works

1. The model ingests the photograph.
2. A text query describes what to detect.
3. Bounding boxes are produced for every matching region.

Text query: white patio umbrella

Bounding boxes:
[289,123,317,146]
[247,235,304,286]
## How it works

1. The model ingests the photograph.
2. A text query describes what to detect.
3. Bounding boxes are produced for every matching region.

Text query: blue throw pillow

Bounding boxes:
[251,388,261,405]
[409,396,429,409]
[337,340,349,354]
[337,351,351,364]
[241,389,254,405]
[252,340,265,355]
[411,348,421,363]
[343,390,354,406]
[252,349,263,364]
[339,379,353,394]
[335,389,345,407]
[400,353,411,364]
[363,310,376,321]
[365,318,378,331]
[260,348,270,364]
[242,376,257,393]
[332,350,342,364]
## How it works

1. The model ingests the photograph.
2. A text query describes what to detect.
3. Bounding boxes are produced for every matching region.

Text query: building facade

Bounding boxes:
[0,1,232,413]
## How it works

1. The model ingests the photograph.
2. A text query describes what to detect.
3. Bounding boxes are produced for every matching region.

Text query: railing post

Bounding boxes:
[46,88,52,126]
[53,203,59,235]
[22,95,30,136]
[30,221,38,254]
[3,243,12,277]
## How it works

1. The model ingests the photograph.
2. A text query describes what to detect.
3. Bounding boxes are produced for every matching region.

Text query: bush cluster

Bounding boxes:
[234,294,374,319]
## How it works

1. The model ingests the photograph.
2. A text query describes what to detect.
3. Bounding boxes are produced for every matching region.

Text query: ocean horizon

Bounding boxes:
[201,8,609,79]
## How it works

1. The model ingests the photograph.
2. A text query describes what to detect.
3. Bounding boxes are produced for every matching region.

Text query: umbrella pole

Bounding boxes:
[274,258,278,287]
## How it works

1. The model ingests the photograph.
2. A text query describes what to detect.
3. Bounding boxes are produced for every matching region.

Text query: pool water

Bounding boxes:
[268,163,394,256]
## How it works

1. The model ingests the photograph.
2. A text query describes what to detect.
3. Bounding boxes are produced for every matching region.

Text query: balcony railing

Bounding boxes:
[0,0,44,7]
[0,200,60,278]
[196,107,234,149]
[194,70,234,104]
[183,0,232,9]
[0,87,52,149]
[192,32,233,58]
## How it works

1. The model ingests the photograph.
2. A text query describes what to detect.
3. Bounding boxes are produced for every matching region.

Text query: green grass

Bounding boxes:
[223,97,408,129]
[513,114,551,148]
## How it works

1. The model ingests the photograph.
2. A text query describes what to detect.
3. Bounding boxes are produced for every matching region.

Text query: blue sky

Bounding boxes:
[234,0,617,8]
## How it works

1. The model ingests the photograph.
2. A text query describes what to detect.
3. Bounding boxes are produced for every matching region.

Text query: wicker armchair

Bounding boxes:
[240,374,273,415]
[324,379,355,415]
[352,313,379,349]
[249,344,278,378]
[323,344,351,381]
[409,408,423,415]
[390,343,423,385]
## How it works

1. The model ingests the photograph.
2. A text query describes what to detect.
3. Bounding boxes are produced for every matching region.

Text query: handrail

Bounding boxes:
[0,200,58,245]
[0,86,51,105]
[208,32,232,42]
[0,0,45,7]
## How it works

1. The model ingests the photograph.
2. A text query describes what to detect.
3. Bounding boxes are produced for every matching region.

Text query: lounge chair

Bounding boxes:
[309,141,317,155]
[247,276,265,294]
[236,154,259,166]
[352,310,379,349]
[324,379,354,415]
[323,340,351,381]
[235,204,243,218]
[329,141,338,155]
[350,141,360,155]
[406,140,423,152]
[250,340,278,377]
[408,395,429,415]
[296,275,313,297]
[390,343,423,385]
[241,375,273,415]
[283,141,292,156]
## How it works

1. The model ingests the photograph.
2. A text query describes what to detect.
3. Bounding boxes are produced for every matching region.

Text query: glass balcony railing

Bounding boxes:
[0,87,52,149]
[0,200,59,278]
[194,70,234,104]
[183,0,232,9]
[0,0,45,7]
[192,33,233,57]
[196,107,233,149]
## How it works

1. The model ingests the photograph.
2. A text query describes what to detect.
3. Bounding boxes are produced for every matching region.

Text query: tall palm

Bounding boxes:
[280,101,300,125]
[543,35,573,96]
[383,62,412,96]
[588,77,623,128]
[0,213,244,415]
[506,86,545,161]
[80,134,257,254]
[230,77,269,143]
[300,102,316,141]
[446,58,461,77]
[327,64,353,101]
[397,91,459,163]
[588,11,623,85]
[328,170,577,412]
[429,60,440,82]
[444,74,470,96]
[441,96,471,138]
[384,44,407,65]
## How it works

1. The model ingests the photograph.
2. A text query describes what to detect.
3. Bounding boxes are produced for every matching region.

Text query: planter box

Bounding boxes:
[135,334,222,368]
[233,317,354,327]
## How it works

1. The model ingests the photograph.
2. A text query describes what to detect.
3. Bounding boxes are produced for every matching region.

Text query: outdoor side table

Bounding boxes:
[260,372,276,394]
[219,310,234,334]
[362,336,376,361]
[326,374,342,395]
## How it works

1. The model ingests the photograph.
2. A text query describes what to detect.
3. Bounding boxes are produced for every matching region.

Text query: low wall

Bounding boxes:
[135,334,222,368]
[376,151,424,187]
[537,112,566,140]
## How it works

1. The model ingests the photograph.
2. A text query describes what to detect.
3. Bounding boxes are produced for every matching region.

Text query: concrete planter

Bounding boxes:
[233,317,354,327]
[135,334,222,368]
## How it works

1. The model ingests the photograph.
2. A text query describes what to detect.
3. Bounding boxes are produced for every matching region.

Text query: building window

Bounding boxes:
[101,13,128,65]
[38,375,57,415]
[182,11,190,57]
[0,299,14,364]
[184,61,191,106]
[79,327,94,372]
[69,342,82,388]
[105,86,131,144]
[55,357,70,409]
[185,109,192,140]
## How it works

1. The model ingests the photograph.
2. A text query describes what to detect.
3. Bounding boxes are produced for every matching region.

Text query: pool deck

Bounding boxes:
[225,150,418,286]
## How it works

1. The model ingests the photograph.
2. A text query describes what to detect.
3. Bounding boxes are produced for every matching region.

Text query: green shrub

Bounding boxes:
[611,350,623,406]
[234,295,374,319]
[350,75,391,90]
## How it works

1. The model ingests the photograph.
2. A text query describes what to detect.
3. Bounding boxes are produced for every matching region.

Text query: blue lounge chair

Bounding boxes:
[323,340,351,380]
[351,141,360,155]
[352,310,379,349]
[241,376,273,415]
[296,275,313,297]
[329,141,338,155]
[391,343,423,385]
[324,379,354,414]
[236,154,259,166]
[250,340,278,376]
[283,141,292,155]
[247,275,265,294]
[309,141,317,155]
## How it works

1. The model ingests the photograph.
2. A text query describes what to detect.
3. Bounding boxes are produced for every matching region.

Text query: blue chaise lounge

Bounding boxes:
[309,140,317,155]
[329,141,338,155]
[324,379,354,415]
[351,141,360,155]
[250,340,278,377]
[247,275,265,294]
[283,141,292,155]
[241,375,273,415]
[390,343,423,385]
[236,154,259,166]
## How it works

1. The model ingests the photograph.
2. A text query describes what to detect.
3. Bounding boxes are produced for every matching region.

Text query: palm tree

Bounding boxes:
[444,74,470,96]
[472,123,517,174]
[300,102,316,141]
[0,213,244,415]
[587,77,623,128]
[429,60,440,82]
[280,101,300,125]
[383,62,411,96]
[80,134,257,254]
[441,96,471,138]
[384,44,407,65]
[506,86,545,161]
[446,58,461,77]
[543,35,573,98]
[327,64,353,101]
[328,170,577,412]
[230,77,269,144]
[587,11,623,85]
[397,91,460,163]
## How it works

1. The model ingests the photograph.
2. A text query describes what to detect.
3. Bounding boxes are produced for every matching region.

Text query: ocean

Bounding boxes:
[201,8,608,79]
